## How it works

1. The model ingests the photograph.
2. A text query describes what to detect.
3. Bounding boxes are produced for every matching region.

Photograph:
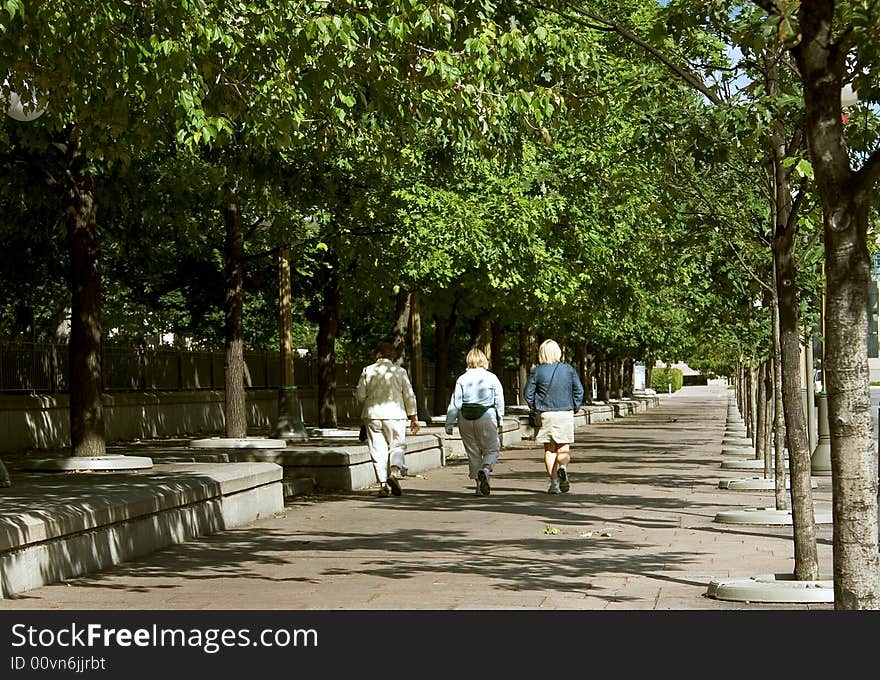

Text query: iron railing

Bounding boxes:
[0,342,467,394]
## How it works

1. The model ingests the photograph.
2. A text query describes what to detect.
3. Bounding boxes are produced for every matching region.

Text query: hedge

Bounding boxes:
[652,367,683,392]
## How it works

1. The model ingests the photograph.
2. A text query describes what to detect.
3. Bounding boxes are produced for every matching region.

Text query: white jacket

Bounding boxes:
[355,358,418,420]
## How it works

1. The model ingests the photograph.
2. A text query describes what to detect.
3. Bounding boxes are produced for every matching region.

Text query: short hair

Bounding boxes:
[538,339,562,364]
[466,347,489,369]
[374,341,395,360]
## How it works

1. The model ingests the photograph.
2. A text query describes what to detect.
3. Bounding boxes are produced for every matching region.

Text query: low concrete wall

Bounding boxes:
[606,400,632,417]
[169,433,445,492]
[632,395,661,409]
[0,390,278,454]
[0,462,283,598]
[585,405,615,424]
[427,417,522,460]
[507,406,618,440]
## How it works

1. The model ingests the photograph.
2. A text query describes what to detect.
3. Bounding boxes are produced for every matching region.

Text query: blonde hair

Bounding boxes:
[466,347,490,369]
[538,339,562,365]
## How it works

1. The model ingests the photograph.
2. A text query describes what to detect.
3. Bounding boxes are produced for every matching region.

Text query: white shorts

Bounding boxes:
[536,410,574,444]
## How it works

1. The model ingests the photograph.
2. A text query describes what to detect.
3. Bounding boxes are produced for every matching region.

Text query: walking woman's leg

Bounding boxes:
[479,419,500,473]
[544,442,562,493]
[555,444,571,470]
[366,420,391,495]
[386,419,408,477]
[544,444,558,478]
[459,420,482,481]
[385,419,407,496]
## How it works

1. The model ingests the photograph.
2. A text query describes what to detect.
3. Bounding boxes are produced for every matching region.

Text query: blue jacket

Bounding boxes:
[524,362,584,413]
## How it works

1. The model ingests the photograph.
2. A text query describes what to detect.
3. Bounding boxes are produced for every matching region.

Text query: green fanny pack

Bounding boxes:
[460,402,492,420]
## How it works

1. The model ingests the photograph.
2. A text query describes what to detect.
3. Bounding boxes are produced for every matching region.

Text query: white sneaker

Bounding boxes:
[548,480,561,494]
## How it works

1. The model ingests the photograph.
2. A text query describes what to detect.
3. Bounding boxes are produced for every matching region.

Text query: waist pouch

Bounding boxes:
[460,403,491,420]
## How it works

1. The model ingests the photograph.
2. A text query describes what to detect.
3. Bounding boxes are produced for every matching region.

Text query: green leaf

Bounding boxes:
[795,158,814,179]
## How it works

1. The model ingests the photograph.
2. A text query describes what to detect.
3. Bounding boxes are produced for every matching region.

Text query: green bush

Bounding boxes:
[652,367,683,392]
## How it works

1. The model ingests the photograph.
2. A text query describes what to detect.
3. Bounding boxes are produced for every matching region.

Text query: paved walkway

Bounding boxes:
[0,386,833,610]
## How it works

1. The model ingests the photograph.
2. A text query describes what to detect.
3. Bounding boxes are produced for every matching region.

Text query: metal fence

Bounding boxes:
[1,342,310,393]
[0,342,453,394]
[0,343,66,393]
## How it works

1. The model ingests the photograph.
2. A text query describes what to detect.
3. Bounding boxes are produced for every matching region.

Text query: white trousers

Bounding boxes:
[458,417,500,480]
[365,419,408,483]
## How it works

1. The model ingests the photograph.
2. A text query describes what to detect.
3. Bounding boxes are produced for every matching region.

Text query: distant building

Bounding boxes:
[654,361,701,376]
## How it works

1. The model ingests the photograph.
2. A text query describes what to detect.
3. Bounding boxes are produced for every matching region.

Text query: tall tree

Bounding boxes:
[752,0,880,609]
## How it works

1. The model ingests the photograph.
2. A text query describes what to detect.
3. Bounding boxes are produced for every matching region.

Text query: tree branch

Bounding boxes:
[784,175,809,234]
[243,216,265,241]
[552,1,725,106]
[751,0,782,14]
[854,147,880,196]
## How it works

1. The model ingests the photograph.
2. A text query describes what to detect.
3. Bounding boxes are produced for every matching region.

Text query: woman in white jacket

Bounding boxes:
[355,341,420,497]
[445,347,505,496]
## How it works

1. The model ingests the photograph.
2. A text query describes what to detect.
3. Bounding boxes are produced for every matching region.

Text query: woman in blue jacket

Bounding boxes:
[524,339,584,494]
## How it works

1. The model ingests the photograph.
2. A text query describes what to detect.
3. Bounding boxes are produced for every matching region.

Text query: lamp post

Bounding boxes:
[811,390,832,475]
[2,80,46,122]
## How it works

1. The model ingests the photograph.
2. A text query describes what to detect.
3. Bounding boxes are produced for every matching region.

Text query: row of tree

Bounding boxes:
[1,1,878,607]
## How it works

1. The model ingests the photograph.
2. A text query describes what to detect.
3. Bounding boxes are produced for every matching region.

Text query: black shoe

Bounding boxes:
[378,485,390,498]
[477,469,490,496]
[387,475,402,496]
[558,467,570,493]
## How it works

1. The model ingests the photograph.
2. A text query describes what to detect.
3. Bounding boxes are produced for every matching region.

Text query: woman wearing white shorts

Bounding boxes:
[524,339,584,494]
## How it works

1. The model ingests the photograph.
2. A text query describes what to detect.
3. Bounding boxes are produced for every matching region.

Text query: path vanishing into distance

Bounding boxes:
[0,386,833,611]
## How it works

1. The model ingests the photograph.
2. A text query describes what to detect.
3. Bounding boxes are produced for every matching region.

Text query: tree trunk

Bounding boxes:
[66,152,105,457]
[622,358,634,397]
[573,340,584,385]
[644,358,653,395]
[583,342,594,403]
[409,289,431,421]
[316,248,340,428]
[272,245,306,439]
[793,2,879,607]
[433,312,453,415]
[772,224,821,578]
[490,319,502,375]
[756,361,767,468]
[771,292,789,510]
[277,246,293,387]
[748,366,758,445]
[762,361,773,477]
[737,363,745,420]
[223,200,247,438]
[596,352,608,401]
[517,327,530,406]
[610,356,621,399]
[391,289,410,362]
[762,48,820,575]
[823,185,877,608]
